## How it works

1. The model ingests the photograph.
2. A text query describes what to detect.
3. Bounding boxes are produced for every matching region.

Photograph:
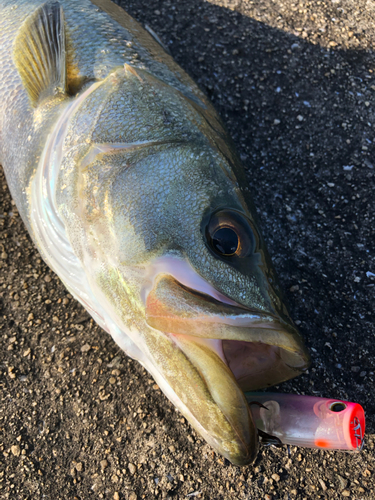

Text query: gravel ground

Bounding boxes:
[1,0,375,498]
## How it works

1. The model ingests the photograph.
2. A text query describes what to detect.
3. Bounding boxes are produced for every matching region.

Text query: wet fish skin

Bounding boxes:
[0,0,211,230]
[0,0,309,465]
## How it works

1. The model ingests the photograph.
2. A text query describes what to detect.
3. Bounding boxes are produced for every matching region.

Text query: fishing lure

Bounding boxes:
[247,393,365,451]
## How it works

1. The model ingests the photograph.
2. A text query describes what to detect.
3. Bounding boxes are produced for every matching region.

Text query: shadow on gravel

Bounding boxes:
[122,0,375,431]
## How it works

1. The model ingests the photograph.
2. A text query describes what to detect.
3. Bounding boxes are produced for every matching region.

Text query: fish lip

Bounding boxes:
[145,273,310,380]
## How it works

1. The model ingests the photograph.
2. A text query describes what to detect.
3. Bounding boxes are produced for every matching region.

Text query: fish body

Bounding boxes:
[0,0,309,464]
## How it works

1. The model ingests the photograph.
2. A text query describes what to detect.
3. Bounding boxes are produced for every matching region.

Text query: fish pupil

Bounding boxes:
[212,228,238,256]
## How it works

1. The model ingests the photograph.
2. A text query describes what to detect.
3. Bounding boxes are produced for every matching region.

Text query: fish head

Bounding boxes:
[55,67,310,465]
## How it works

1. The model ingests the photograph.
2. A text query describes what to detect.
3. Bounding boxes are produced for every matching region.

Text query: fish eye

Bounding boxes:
[211,227,239,256]
[205,210,255,258]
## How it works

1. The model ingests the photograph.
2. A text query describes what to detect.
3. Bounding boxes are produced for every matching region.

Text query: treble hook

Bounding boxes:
[247,401,283,447]
[247,401,269,411]
[257,429,283,447]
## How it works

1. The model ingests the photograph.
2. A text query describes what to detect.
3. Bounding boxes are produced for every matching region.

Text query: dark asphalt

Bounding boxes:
[1,0,374,498]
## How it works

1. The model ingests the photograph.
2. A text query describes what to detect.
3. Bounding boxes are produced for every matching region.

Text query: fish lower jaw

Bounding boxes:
[159,330,307,464]
[136,348,257,465]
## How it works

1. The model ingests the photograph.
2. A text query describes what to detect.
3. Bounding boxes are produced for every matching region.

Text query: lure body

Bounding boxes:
[247,393,365,451]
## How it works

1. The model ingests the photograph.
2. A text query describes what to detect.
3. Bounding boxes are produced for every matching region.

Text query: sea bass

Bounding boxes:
[0,0,309,465]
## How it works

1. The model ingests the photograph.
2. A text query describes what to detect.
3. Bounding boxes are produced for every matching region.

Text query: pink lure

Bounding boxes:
[247,393,365,450]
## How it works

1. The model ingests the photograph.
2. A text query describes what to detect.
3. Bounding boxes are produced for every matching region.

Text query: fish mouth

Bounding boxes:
[143,263,309,465]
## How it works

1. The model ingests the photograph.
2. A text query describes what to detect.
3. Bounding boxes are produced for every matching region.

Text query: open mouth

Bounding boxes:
[142,259,309,465]
[146,273,309,391]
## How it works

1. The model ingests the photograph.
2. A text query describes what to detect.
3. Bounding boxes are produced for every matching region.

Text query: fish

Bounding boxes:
[0,0,310,465]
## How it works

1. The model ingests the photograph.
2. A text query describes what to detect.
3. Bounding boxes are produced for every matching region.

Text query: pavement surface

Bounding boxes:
[1,0,375,498]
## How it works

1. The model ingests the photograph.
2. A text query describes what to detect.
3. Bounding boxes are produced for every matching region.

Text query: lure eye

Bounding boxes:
[206,210,255,258]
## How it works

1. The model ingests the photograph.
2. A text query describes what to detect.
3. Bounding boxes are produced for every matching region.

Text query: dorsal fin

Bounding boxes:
[14,1,67,107]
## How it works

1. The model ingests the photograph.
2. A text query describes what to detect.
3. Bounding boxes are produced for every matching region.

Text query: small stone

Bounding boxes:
[75,462,83,472]
[169,445,176,453]
[109,377,116,384]
[81,344,91,353]
[111,369,121,376]
[129,493,137,500]
[44,275,52,283]
[63,298,69,305]
[113,493,120,500]
[265,495,272,500]
[23,348,31,357]
[342,491,350,497]
[11,445,21,457]
[273,119,281,125]
[318,479,327,491]
[271,473,280,482]
[153,384,159,390]
[27,313,34,321]
[1,252,8,259]
[100,460,108,470]
[297,115,304,121]
[128,463,136,475]
[337,475,348,489]
[99,391,109,401]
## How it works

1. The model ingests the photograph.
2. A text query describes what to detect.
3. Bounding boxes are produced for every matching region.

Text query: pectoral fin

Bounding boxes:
[14,2,67,106]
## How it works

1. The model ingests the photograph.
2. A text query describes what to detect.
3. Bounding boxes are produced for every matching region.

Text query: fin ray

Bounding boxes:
[145,24,172,55]
[14,1,67,106]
